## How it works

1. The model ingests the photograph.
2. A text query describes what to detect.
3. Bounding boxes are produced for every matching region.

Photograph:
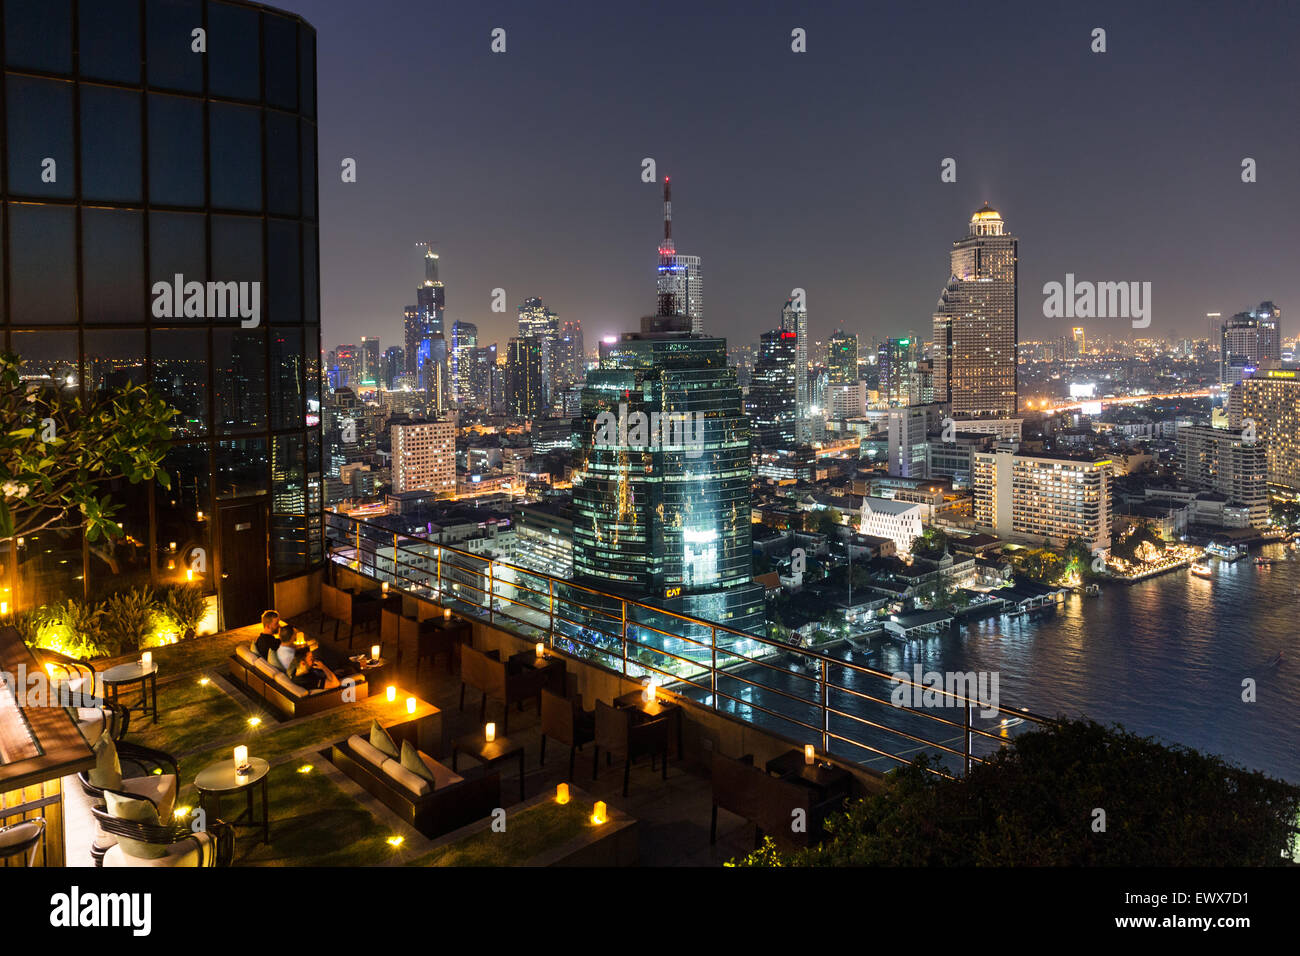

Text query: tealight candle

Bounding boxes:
[386,685,396,702]
[591,801,607,825]
[556,783,570,805]
[406,697,416,714]
[381,581,389,594]
[444,608,451,619]
[234,745,248,771]
[804,745,815,766]
[535,642,545,658]
[485,722,496,742]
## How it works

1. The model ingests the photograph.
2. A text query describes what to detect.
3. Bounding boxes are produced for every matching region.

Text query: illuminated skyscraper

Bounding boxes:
[506,336,545,419]
[655,178,704,333]
[828,330,858,384]
[450,320,477,404]
[746,329,797,448]
[1221,303,1281,385]
[405,248,445,375]
[877,336,920,406]
[517,297,559,404]
[781,297,809,440]
[932,203,1018,418]
[360,336,380,386]
[572,305,762,633]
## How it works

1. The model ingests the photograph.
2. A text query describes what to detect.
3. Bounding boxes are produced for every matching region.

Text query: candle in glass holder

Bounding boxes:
[406,697,416,714]
[386,685,396,702]
[804,744,815,766]
[535,642,545,658]
[642,678,656,704]
[444,608,451,619]
[370,644,381,662]
[234,745,248,771]
[591,801,607,825]
[556,783,570,805]
[485,722,496,742]
[381,581,389,595]
[141,651,153,670]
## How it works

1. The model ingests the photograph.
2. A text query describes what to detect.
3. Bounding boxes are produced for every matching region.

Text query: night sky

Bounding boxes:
[286,0,1300,352]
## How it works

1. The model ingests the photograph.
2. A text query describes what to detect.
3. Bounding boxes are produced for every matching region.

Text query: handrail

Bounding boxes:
[326,509,1057,776]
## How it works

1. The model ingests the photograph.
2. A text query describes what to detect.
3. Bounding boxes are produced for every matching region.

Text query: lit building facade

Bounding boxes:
[746,329,798,449]
[1,0,323,628]
[1232,368,1300,491]
[781,298,810,442]
[973,444,1112,551]
[828,330,857,384]
[1176,425,1269,528]
[1220,303,1281,386]
[391,420,456,496]
[932,204,1018,418]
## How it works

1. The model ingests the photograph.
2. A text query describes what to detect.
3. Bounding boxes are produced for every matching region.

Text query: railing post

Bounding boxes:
[820,656,829,754]
[964,703,972,776]
[620,600,628,677]
[487,560,495,624]
[710,625,717,711]
[548,578,555,645]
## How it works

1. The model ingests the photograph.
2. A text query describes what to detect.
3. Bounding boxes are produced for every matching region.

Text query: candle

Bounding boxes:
[168,541,177,551]
[196,510,205,521]
[556,783,570,805]
[485,722,496,742]
[406,697,416,714]
[443,608,451,619]
[804,745,815,766]
[381,581,389,594]
[642,678,656,704]
[591,800,607,825]
[141,651,153,670]
[234,745,248,771]
[370,644,381,662]
[386,686,396,702]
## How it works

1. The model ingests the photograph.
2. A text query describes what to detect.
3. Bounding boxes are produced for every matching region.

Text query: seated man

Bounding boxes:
[289,644,340,692]
[254,610,281,660]
[275,629,298,672]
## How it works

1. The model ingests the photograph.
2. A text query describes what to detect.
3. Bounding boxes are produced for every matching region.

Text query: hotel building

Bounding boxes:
[973,444,1113,551]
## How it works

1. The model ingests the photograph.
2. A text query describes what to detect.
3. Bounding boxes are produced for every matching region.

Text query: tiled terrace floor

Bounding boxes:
[63,616,762,866]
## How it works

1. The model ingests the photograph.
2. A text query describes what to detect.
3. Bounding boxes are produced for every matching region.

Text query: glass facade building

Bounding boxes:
[571,312,763,635]
[1,0,322,627]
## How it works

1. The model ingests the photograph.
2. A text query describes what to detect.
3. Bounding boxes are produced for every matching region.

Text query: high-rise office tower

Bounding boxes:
[655,178,704,333]
[932,203,1019,418]
[746,330,797,449]
[517,297,559,405]
[1071,327,1086,359]
[405,248,445,375]
[333,343,359,389]
[468,344,497,408]
[383,346,405,389]
[359,337,380,386]
[391,420,456,496]
[828,330,858,384]
[781,298,809,440]
[1221,303,1281,385]
[506,336,546,419]
[1231,369,1300,491]
[450,320,478,405]
[553,318,585,392]
[572,303,762,633]
[877,336,921,406]
[1176,424,1269,528]
[0,0,326,626]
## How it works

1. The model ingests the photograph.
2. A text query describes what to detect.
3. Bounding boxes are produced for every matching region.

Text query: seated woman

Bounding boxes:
[290,644,340,692]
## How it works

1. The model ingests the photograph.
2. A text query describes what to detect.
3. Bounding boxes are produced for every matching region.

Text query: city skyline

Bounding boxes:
[293,0,1300,351]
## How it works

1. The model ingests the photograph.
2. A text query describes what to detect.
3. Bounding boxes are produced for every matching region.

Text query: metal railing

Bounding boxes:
[325,510,1056,777]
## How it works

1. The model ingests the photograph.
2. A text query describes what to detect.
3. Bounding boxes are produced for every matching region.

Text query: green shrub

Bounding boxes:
[160,583,206,637]
[102,587,157,655]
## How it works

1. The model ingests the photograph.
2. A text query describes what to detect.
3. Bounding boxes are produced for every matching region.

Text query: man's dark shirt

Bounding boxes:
[254,630,280,660]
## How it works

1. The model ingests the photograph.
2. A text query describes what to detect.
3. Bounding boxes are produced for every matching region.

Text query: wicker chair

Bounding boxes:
[593,700,669,797]
[78,743,180,866]
[90,801,234,867]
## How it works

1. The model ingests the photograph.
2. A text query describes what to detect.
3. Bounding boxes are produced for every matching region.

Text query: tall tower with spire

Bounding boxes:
[655,177,704,334]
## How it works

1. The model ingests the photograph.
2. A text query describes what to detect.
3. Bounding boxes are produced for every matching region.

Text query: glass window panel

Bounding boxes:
[209,103,262,211]
[84,330,146,394]
[88,480,152,601]
[269,327,303,428]
[148,211,206,320]
[6,76,74,198]
[300,120,316,220]
[17,525,84,608]
[303,224,319,322]
[265,111,299,217]
[157,442,213,591]
[264,15,298,110]
[4,0,72,74]
[213,328,266,433]
[267,219,300,323]
[210,215,263,328]
[214,438,268,499]
[80,0,142,84]
[271,433,307,575]
[208,2,261,101]
[83,208,145,324]
[8,204,77,324]
[298,26,316,118]
[9,330,78,389]
[147,0,203,93]
[147,93,204,207]
[80,86,143,203]
[153,328,209,436]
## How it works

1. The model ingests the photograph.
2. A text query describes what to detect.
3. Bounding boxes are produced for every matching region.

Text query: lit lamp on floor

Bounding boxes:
[484,722,496,743]
[556,783,570,805]
[642,678,656,705]
[381,581,389,595]
[591,801,607,825]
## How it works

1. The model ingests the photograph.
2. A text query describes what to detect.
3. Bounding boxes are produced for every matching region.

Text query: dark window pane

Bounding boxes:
[5,0,72,74]
[10,330,78,388]
[267,219,300,322]
[157,443,212,591]
[265,111,299,217]
[214,438,268,499]
[85,330,146,394]
[88,477,152,601]
[208,2,260,101]
[209,103,262,211]
[147,0,203,93]
[299,26,316,118]
[80,85,143,203]
[148,211,206,320]
[269,327,303,428]
[80,0,142,83]
[210,216,263,326]
[271,433,307,574]
[303,224,319,323]
[153,328,209,436]
[265,14,298,110]
[17,525,84,608]
[83,208,145,324]
[148,93,204,206]
[6,76,74,198]
[213,328,266,433]
[300,119,316,219]
[9,204,76,323]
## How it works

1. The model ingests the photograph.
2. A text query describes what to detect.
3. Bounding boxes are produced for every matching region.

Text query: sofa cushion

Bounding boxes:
[89,733,122,790]
[369,720,399,759]
[103,830,213,868]
[273,672,308,698]
[103,791,167,860]
[400,740,437,785]
[252,658,278,680]
[235,644,260,667]
[347,734,389,769]
[380,757,432,797]
[122,773,177,823]
[75,707,105,746]
[417,751,464,791]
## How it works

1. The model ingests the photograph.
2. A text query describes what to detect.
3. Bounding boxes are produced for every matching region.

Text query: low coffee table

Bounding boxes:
[102,661,160,725]
[195,757,271,846]
[451,730,526,802]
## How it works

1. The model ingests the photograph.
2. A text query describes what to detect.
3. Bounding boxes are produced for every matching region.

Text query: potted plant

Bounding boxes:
[162,583,206,642]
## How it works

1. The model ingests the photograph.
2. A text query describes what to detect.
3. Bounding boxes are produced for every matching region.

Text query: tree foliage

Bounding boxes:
[732,719,1300,866]
[0,351,176,541]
